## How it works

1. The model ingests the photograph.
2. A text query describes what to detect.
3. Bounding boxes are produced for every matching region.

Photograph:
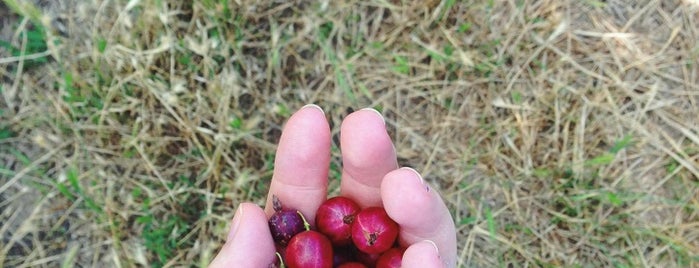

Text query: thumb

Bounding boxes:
[209,203,276,267]
[401,240,444,268]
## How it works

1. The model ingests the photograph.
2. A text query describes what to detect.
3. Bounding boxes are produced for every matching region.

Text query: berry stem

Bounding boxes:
[275,252,285,268]
[297,211,311,231]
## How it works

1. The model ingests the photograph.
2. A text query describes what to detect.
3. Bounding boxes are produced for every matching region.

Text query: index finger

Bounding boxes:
[264,105,331,222]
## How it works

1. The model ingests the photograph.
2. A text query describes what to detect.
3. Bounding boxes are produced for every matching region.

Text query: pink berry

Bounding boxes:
[316,196,361,246]
[351,207,399,254]
[285,230,333,268]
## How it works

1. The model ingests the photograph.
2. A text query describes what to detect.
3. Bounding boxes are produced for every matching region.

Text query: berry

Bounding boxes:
[285,230,333,268]
[268,195,307,246]
[316,196,361,246]
[351,207,399,254]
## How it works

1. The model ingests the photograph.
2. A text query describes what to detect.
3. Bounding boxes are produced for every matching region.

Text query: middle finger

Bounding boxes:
[339,109,398,207]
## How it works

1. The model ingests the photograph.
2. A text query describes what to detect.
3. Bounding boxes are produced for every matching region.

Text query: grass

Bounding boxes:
[1,0,698,267]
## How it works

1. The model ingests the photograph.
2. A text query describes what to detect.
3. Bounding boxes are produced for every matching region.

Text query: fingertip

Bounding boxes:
[210,203,276,267]
[398,167,429,191]
[275,104,330,170]
[402,240,443,268]
[423,239,440,255]
[340,109,394,171]
[381,168,434,227]
[301,103,325,115]
[266,104,331,218]
[229,203,270,243]
[358,107,385,125]
[381,168,458,267]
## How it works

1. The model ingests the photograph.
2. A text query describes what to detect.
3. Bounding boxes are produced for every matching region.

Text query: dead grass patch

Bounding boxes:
[1,0,698,267]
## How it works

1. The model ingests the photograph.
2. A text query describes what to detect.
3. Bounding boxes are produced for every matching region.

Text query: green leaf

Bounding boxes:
[610,134,633,154]
[61,245,80,268]
[131,187,142,198]
[229,117,242,130]
[585,0,607,8]
[369,41,384,50]
[0,127,13,140]
[436,0,456,22]
[136,214,152,224]
[275,103,290,117]
[67,167,82,194]
[392,55,410,75]
[0,40,17,53]
[10,148,31,166]
[97,37,107,53]
[585,153,614,166]
[458,22,472,33]
[606,192,622,206]
[460,216,477,225]
[533,168,550,178]
[56,183,75,201]
[511,91,522,104]
[318,22,334,42]
[485,207,496,240]
[443,45,454,57]
[427,48,447,62]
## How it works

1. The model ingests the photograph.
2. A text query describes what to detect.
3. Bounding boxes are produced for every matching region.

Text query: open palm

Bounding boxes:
[210,105,457,267]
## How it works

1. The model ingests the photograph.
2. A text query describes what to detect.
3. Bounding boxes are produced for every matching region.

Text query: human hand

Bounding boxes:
[209,105,457,267]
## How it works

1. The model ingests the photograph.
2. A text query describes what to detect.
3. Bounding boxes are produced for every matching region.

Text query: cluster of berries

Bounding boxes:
[269,196,403,268]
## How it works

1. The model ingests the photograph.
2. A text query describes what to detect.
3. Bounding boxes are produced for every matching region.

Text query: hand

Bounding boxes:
[209,105,457,267]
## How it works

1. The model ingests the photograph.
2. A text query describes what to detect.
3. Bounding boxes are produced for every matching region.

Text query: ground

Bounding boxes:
[0,0,698,267]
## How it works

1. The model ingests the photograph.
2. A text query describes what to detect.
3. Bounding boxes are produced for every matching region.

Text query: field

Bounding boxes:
[1,0,698,267]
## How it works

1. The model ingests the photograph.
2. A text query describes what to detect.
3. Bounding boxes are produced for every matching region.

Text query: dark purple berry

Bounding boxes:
[268,195,307,246]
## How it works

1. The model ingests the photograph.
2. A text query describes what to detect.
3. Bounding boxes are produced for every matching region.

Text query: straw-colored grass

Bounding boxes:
[1,0,697,267]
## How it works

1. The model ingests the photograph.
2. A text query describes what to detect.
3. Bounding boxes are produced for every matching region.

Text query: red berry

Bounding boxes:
[268,195,307,246]
[337,262,368,268]
[316,196,361,246]
[285,231,333,268]
[351,207,399,254]
[376,247,405,268]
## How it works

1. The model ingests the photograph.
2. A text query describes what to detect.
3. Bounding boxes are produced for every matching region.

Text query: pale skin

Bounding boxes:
[209,105,457,267]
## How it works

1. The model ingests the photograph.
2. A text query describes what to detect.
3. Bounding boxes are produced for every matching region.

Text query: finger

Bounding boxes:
[381,168,457,268]
[401,240,443,268]
[265,104,331,222]
[209,203,276,267]
[340,108,398,207]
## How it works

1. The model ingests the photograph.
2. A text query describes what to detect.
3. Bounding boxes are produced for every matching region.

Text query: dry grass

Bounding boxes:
[1,0,698,267]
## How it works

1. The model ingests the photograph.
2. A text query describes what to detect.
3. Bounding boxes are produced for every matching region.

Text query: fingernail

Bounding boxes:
[401,167,430,192]
[423,240,440,256]
[302,104,324,113]
[227,204,244,241]
[360,107,385,125]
